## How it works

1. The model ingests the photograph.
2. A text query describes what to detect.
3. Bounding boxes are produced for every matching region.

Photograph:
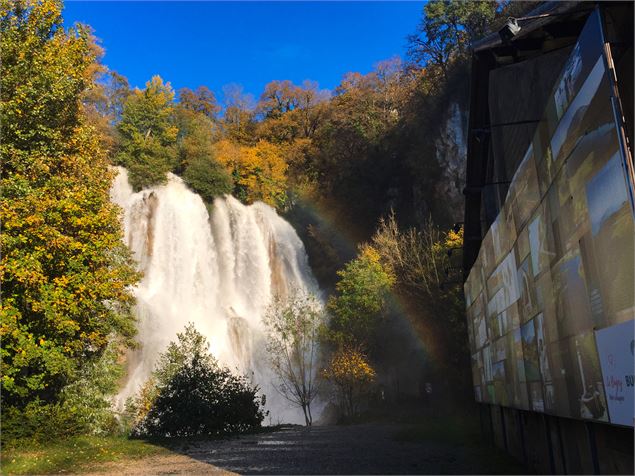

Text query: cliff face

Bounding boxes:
[435,101,469,220]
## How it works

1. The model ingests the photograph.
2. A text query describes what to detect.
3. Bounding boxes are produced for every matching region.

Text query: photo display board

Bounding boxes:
[465,9,635,427]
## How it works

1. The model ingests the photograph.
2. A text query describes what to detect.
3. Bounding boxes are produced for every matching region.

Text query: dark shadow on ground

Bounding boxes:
[153,406,531,475]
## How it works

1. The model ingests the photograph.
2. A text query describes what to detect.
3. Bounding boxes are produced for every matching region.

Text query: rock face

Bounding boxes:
[435,101,468,221]
[110,167,321,424]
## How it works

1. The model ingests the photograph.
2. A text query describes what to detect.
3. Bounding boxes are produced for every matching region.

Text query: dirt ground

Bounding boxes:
[83,423,527,475]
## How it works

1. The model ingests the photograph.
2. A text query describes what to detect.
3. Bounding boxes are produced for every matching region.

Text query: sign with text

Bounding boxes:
[595,320,635,427]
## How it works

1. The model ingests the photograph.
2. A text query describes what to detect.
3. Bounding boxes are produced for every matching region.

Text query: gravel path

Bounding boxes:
[91,424,526,475]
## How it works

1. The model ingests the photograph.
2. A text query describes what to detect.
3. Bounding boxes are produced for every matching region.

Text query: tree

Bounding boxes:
[179,85,220,120]
[264,292,323,426]
[214,139,288,209]
[407,0,496,72]
[221,83,256,144]
[173,103,233,201]
[327,245,395,348]
[116,75,178,191]
[258,80,299,119]
[371,213,468,376]
[0,0,138,438]
[183,154,233,203]
[322,346,376,419]
[128,323,266,438]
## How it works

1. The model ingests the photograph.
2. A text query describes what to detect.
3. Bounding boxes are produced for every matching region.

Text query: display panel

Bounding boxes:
[464,9,635,427]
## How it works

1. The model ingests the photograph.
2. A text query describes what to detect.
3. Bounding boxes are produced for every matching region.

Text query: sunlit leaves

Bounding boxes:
[0,0,138,424]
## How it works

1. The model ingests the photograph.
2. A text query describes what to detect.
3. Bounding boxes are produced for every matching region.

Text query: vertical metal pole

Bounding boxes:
[544,414,556,474]
[500,405,508,451]
[556,417,568,475]
[489,404,495,445]
[518,409,527,466]
[586,422,601,475]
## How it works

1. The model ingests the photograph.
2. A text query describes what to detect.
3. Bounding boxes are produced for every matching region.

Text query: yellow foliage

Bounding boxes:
[214,139,288,208]
[322,347,376,386]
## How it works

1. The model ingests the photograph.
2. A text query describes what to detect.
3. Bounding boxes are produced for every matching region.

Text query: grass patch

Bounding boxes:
[1,435,168,475]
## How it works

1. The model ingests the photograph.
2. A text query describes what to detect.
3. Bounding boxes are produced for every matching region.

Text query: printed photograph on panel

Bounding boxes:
[515,225,530,264]
[483,344,493,384]
[528,205,556,278]
[546,342,572,417]
[535,313,552,382]
[552,248,594,339]
[517,256,539,323]
[567,332,609,422]
[550,56,607,164]
[510,149,541,230]
[535,269,558,343]
[521,318,541,382]
[475,293,489,349]
[513,328,530,410]
[546,10,604,139]
[529,381,545,412]
[595,320,635,427]
[492,361,508,406]
[585,153,635,326]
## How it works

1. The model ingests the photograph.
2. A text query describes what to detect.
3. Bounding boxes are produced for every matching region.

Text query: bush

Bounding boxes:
[183,155,233,202]
[128,324,266,438]
[1,344,124,445]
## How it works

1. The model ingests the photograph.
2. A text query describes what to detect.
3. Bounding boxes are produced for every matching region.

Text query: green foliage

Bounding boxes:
[371,213,469,378]
[1,343,126,443]
[407,0,496,70]
[327,246,395,348]
[174,105,233,201]
[0,0,139,441]
[264,292,323,426]
[183,154,233,202]
[128,324,266,438]
[1,435,167,475]
[116,75,178,191]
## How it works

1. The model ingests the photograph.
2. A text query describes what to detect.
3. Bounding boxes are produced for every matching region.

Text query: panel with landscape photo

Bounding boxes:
[565,332,609,422]
[583,153,635,327]
[550,246,595,341]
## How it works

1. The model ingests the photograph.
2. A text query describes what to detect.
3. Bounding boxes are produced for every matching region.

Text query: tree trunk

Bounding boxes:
[302,403,310,426]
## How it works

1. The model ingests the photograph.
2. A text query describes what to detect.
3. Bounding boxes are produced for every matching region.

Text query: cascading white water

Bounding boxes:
[110,167,321,424]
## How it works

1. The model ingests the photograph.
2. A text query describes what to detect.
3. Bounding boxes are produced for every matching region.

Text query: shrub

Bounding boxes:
[183,155,233,202]
[128,324,266,438]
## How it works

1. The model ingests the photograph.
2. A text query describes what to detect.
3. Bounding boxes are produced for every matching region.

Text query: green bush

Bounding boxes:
[183,155,233,202]
[1,344,124,444]
[128,324,266,438]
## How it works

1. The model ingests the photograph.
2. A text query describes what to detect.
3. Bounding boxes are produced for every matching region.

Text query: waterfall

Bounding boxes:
[110,167,321,424]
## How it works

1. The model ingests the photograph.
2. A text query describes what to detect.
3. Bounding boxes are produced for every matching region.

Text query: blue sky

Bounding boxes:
[64,1,425,99]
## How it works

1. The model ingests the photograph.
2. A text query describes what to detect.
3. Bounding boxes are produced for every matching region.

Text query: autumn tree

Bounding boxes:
[179,85,220,120]
[327,246,395,349]
[214,139,288,209]
[264,292,323,426]
[0,0,138,439]
[116,75,178,191]
[258,80,299,119]
[371,213,468,375]
[322,346,376,419]
[221,83,256,144]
